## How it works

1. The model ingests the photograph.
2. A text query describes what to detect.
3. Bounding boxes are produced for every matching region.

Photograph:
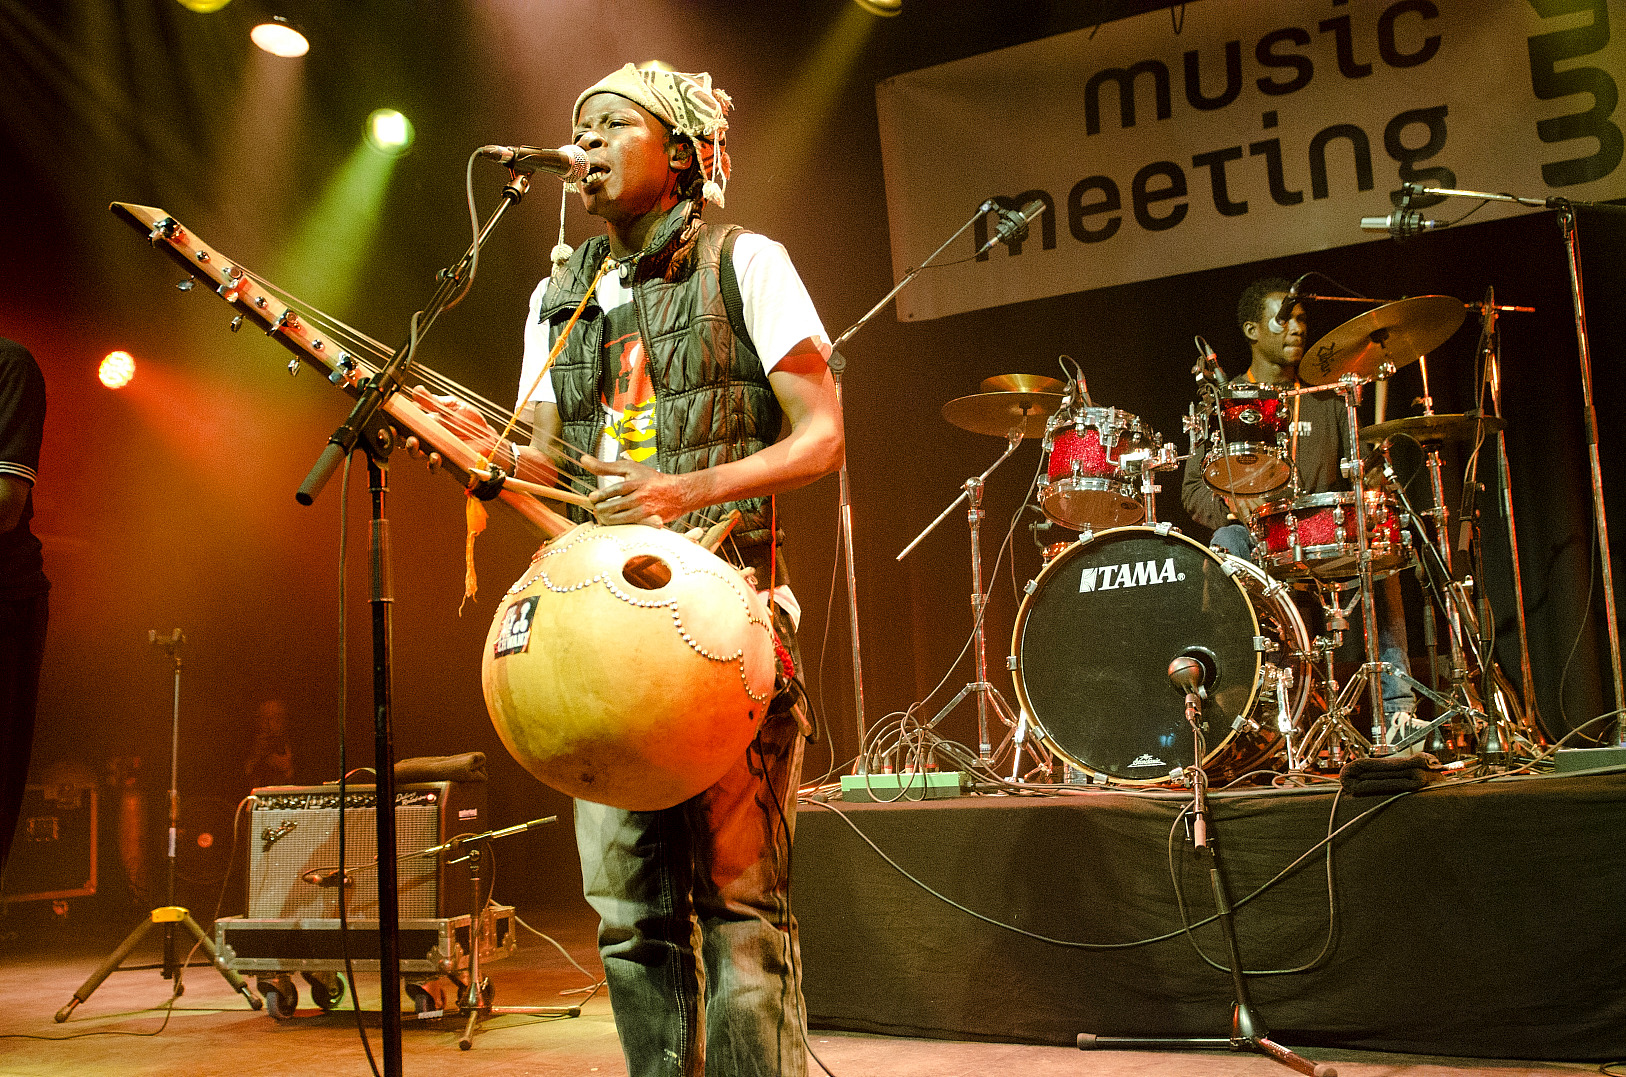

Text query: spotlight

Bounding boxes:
[174,0,234,11]
[251,16,309,57]
[851,0,901,14]
[99,351,135,389]
[365,109,415,155]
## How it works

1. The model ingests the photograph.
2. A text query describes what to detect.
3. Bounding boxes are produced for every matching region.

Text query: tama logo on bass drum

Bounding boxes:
[1078,557,1184,593]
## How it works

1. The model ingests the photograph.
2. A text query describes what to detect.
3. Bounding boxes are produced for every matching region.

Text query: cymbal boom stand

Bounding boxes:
[898,430,1043,778]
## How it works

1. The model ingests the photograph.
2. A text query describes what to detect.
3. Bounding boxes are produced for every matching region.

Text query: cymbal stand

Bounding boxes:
[898,430,1042,776]
[1078,662,1335,1077]
[1370,446,1515,757]
[1474,289,1542,732]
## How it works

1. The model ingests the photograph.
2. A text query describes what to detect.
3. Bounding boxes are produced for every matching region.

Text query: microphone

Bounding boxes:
[476,144,589,182]
[1193,336,1226,388]
[1360,210,1439,239]
[1169,647,1218,699]
[1270,276,1309,331]
[977,198,1046,255]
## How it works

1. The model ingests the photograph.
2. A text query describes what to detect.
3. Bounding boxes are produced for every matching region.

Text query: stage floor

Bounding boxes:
[792,767,1626,1063]
[0,770,1618,1076]
[0,899,1604,1077]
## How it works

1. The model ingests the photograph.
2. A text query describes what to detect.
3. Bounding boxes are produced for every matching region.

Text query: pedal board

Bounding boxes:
[838,771,970,802]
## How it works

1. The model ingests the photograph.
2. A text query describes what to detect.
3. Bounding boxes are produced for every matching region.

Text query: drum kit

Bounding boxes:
[926,295,1546,787]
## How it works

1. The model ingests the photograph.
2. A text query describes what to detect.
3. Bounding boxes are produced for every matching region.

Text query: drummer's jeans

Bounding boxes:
[1210,523,1415,715]
[574,609,808,1077]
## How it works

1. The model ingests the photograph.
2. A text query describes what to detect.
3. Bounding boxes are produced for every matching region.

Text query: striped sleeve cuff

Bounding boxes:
[0,461,37,485]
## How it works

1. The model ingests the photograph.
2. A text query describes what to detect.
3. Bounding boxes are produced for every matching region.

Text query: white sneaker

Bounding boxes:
[1384,709,1427,754]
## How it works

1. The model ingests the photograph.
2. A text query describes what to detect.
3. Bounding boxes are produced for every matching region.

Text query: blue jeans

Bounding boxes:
[1210,523,1414,713]
[574,609,808,1077]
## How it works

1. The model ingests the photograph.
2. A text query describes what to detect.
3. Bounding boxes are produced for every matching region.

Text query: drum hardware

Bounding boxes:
[1367,444,1543,761]
[1401,184,1624,740]
[1076,655,1333,1077]
[898,424,1048,777]
[1009,527,1311,786]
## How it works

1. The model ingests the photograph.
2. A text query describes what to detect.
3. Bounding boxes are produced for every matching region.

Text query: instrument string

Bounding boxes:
[242,264,738,535]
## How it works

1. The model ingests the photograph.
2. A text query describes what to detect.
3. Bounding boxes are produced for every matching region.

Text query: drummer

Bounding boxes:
[1180,277,1420,744]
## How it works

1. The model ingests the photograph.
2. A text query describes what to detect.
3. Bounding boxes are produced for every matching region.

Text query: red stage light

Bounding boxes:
[99,351,136,388]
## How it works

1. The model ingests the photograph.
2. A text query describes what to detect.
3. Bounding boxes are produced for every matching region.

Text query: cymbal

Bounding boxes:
[942,391,1063,438]
[1299,295,1466,386]
[1360,412,1507,444]
[980,373,1065,395]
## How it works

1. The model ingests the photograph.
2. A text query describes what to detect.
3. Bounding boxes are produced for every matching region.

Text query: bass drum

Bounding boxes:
[1011,527,1312,785]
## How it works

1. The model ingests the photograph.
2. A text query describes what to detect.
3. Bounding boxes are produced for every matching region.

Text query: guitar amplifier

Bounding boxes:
[247,782,486,920]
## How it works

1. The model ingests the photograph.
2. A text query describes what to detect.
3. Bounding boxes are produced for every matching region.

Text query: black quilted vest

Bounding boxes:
[536,202,786,583]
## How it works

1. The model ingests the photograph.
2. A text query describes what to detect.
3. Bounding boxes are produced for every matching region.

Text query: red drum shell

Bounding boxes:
[1252,490,1407,580]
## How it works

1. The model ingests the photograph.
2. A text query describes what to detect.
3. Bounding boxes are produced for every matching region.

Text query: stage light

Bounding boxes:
[174,0,234,11]
[365,109,414,155]
[99,351,135,389]
[852,0,901,14]
[251,16,309,58]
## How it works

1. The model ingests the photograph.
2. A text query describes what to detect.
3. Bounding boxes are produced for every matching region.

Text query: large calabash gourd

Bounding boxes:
[482,524,777,811]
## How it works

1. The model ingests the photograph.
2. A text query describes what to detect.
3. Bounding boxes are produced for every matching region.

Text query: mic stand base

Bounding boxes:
[448,836,580,1051]
[1078,693,1336,1077]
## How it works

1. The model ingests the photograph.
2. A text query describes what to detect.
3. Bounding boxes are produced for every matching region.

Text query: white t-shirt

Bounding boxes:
[517,231,828,423]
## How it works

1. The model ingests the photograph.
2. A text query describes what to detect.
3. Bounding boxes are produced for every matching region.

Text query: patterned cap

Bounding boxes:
[573,63,733,207]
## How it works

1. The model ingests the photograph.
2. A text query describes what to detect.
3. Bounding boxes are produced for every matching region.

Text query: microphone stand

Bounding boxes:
[1079,662,1335,1077]
[293,168,532,1076]
[830,199,1010,773]
[1408,183,1626,746]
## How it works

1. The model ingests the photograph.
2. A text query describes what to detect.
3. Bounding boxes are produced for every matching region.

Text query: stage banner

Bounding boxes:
[875,0,1626,321]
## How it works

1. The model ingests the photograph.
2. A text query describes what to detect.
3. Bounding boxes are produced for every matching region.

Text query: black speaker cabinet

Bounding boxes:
[2,784,98,903]
[247,782,486,920]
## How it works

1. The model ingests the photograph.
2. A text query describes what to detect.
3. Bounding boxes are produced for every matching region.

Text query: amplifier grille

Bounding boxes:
[249,798,444,919]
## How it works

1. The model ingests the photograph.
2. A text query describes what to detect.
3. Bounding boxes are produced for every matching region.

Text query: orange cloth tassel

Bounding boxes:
[460,492,489,615]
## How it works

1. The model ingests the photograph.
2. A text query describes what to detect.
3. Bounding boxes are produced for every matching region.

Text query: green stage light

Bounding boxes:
[174,0,234,12]
[366,109,414,155]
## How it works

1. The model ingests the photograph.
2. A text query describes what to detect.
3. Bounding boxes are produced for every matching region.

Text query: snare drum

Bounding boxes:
[1251,489,1408,580]
[1010,527,1311,785]
[1202,384,1291,495]
[1038,406,1157,532]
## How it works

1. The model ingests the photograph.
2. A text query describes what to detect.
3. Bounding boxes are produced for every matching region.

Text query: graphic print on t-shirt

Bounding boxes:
[601,307,656,465]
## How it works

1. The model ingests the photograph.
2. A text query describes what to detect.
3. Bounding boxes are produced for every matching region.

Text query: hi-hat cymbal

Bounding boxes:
[1360,412,1507,444]
[980,373,1065,395]
[1299,295,1466,386]
[942,391,1063,438]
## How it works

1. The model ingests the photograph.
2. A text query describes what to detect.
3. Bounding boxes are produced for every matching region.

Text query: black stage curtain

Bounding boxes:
[793,772,1626,1060]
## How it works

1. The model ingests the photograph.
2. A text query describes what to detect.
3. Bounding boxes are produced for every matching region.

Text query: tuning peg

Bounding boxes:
[287,358,301,376]
[230,314,244,333]
[177,279,195,291]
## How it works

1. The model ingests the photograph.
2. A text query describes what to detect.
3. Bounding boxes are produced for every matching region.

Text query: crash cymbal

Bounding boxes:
[1299,295,1466,386]
[942,391,1063,438]
[1360,412,1507,444]
[980,373,1065,395]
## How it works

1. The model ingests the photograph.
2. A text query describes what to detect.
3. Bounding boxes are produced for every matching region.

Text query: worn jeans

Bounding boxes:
[574,609,808,1077]
[1210,523,1414,714]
